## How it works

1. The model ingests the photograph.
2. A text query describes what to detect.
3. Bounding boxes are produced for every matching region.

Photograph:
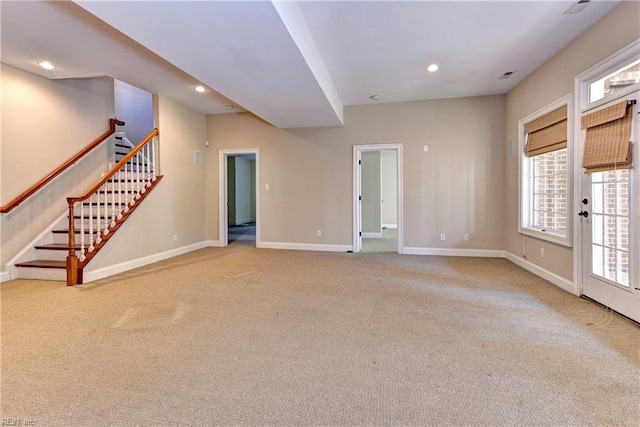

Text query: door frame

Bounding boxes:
[574,40,640,297]
[218,149,260,248]
[352,143,404,253]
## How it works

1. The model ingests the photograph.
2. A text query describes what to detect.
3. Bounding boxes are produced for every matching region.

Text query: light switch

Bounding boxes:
[265,184,270,191]
[423,145,429,152]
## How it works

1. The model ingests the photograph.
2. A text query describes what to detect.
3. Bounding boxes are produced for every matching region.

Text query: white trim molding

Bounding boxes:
[353,143,404,254]
[0,271,11,283]
[382,224,398,229]
[403,247,505,258]
[505,251,576,295]
[83,241,208,283]
[260,242,352,253]
[218,149,261,248]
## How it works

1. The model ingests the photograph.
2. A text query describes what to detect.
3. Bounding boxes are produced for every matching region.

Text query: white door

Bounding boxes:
[581,91,639,322]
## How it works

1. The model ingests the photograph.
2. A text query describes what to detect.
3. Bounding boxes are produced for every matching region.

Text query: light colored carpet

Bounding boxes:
[1,246,638,426]
[362,228,397,253]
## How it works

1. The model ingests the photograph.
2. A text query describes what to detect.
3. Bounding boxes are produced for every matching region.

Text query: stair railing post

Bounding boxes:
[66,200,78,286]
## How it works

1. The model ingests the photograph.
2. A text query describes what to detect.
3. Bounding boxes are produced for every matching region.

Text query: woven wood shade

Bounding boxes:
[524,105,567,157]
[581,100,633,173]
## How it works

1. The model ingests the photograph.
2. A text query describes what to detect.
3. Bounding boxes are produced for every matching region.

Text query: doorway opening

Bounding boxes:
[353,144,403,253]
[219,149,260,248]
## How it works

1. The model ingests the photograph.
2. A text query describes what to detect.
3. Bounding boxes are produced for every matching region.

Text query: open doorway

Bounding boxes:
[219,149,260,248]
[353,144,403,253]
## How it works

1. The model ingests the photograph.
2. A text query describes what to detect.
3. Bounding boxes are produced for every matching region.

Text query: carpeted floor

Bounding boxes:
[1,244,638,426]
[362,228,398,253]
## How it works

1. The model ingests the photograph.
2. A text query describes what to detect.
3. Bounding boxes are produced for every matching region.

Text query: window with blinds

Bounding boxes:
[581,100,634,173]
[519,95,572,246]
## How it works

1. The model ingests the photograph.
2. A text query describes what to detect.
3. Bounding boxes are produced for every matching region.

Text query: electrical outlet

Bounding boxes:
[317,230,322,237]
[440,233,446,241]
[540,248,545,258]
[173,234,178,242]
[265,184,270,191]
[464,234,469,242]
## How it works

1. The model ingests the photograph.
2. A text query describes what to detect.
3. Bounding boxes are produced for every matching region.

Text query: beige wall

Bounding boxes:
[207,95,505,250]
[1,64,115,267]
[87,95,207,270]
[504,1,640,280]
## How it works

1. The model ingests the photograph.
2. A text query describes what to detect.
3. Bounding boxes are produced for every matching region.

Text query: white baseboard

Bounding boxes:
[83,241,208,283]
[362,232,383,239]
[259,242,352,253]
[0,271,10,283]
[205,240,221,247]
[505,251,576,295]
[402,247,506,258]
[382,224,398,229]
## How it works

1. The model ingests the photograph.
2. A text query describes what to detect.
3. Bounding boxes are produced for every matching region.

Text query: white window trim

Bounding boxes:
[518,94,573,247]
[578,39,640,113]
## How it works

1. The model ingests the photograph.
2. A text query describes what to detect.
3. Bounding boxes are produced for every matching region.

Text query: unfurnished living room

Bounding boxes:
[1,1,639,426]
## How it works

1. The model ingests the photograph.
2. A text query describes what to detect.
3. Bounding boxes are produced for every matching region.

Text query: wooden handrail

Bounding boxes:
[0,118,125,214]
[66,127,160,285]
[67,128,159,204]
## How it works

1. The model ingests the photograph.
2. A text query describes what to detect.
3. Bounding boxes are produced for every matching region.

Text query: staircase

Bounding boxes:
[9,126,162,285]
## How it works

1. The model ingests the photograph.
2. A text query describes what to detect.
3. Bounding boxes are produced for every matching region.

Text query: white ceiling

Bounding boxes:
[1,1,621,128]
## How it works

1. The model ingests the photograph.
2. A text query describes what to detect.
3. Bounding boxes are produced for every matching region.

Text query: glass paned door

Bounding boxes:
[581,92,639,322]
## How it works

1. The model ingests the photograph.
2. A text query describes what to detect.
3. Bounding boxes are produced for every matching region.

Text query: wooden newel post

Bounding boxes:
[66,199,78,286]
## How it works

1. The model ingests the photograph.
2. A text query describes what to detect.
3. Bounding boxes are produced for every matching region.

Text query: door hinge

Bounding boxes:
[359,160,361,165]
[359,195,362,201]
[359,231,362,237]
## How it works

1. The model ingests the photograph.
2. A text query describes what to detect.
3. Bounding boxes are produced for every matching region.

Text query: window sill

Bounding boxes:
[519,226,572,247]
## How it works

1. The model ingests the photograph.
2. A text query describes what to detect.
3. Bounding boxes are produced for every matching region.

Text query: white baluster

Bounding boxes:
[135,150,141,199]
[96,190,102,244]
[110,179,116,227]
[104,187,110,235]
[144,143,150,190]
[79,202,86,262]
[151,137,157,182]
[117,170,123,219]
[124,167,132,211]
[88,195,95,252]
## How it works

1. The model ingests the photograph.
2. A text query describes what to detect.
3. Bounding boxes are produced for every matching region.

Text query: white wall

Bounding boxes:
[86,95,207,271]
[207,95,505,251]
[114,79,153,146]
[504,1,640,280]
[1,65,115,269]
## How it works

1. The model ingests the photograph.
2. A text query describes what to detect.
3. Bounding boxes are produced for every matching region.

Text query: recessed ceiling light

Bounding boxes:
[427,64,439,73]
[369,95,380,101]
[37,61,56,70]
[194,85,206,93]
[225,105,235,110]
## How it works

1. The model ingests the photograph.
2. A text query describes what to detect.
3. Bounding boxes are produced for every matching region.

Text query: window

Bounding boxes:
[519,95,572,246]
[590,169,630,287]
[589,59,640,104]
[581,40,640,112]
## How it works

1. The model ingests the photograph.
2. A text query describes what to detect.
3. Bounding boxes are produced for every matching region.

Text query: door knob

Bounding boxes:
[582,198,589,205]
[578,211,589,218]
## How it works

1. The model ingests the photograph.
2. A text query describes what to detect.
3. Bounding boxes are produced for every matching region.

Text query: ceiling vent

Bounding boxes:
[498,71,516,80]
[563,0,591,15]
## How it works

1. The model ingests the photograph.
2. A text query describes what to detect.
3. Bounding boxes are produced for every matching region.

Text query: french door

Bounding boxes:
[581,91,639,322]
